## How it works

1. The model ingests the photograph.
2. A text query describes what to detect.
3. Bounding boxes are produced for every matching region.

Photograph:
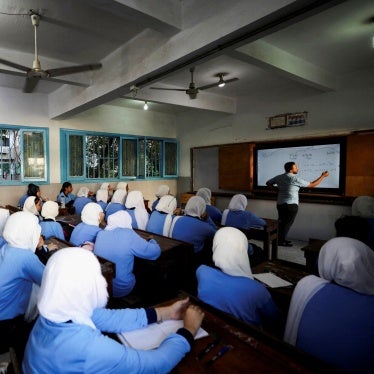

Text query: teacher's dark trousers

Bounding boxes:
[277,203,298,244]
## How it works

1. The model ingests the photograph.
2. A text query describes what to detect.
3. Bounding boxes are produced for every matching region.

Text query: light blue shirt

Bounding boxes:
[267,173,309,205]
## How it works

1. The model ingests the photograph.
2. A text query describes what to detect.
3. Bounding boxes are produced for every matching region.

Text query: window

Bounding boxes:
[61,129,178,181]
[0,126,49,184]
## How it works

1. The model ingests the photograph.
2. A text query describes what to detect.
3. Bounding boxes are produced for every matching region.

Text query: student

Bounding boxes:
[73,186,93,215]
[266,162,329,246]
[0,212,44,362]
[146,195,177,236]
[18,183,42,208]
[95,188,109,211]
[22,247,204,373]
[57,181,76,206]
[151,184,170,211]
[169,196,217,254]
[70,202,104,246]
[23,196,42,221]
[221,194,265,230]
[39,201,65,240]
[196,187,222,225]
[284,237,374,373]
[125,190,149,230]
[0,208,10,248]
[105,182,128,220]
[94,210,161,298]
[196,227,279,331]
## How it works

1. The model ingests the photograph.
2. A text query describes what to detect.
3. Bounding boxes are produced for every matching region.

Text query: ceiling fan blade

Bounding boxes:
[149,87,186,91]
[46,63,102,77]
[198,77,239,91]
[23,76,41,93]
[0,58,30,72]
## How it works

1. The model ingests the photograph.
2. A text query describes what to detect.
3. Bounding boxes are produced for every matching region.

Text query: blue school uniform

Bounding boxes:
[105,202,125,221]
[39,219,65,240]
[94,228,161,297]
[146,211,174,236]
[23,308,191,374]
[206,205,222,224]
[196,265,278,328]
[73,196,92,215]
[223,210,266,229]
[57,191,76,205]
[70,222,102,246]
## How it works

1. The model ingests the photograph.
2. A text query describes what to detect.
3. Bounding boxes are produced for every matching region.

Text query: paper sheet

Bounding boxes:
[118,320,208,350]
[253,272,293,288]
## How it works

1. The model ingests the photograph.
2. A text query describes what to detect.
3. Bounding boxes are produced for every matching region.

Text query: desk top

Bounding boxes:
[161,294,334,373]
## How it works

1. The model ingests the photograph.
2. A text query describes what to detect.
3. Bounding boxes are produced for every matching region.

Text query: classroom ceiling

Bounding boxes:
[0,0,373,117]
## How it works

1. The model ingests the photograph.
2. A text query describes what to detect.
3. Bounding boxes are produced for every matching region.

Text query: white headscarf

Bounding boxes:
[156,195,177,214]
[77,186,89,197]
[125,191,148,230]
[116,182,128,191]
[155,184,170,198]
[318,237,374,295]
[184,196,206,218]
[284,236,374,345]
[105,210,132,230]
[111,189,127,204]
[23,196,40,215]
[81,203,103,226]
[352,196,374,219]
[41,201,59,221]
[99,183,109,191]
[3,211,41,251]
[37,247,108,329]
[212,227,253,279]
[0,208,10,235]
[228,194,247,211]
[96,189,108,203]
[196,188,211,205]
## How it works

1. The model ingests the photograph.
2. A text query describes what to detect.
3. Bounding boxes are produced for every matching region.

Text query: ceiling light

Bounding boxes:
[218,73,225,87]
[143,101,148,110]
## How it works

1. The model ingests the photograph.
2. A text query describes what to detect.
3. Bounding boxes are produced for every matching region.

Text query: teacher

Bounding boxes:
[266,162,329,247]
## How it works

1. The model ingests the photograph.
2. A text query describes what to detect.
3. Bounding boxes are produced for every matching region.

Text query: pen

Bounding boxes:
[205,345,232,367]
[196,337,220,360]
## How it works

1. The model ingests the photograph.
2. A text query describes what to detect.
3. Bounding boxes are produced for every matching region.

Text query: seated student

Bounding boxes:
[57,181,76,207]
[105,182,128,220]
[352,195,374,249]
[95,188,109,211]
[284,237,374,373]
[39,201,65,240]
[146,195,177,236]
[196,187,222,225]
[34,234,59,266]
[23,247,204,373]
[221,194,266,229]
[169,196,217,254]
[151,184,170,211]
[335,215,370,246]
[70,203,104,246]
[73,186,93,215]
[196,227,279,331]
[0,208,10,248]
[18,183,44,208]
[94,210,161,298]
[0,212,44,362]
[23,196,42,221]
[125,190,149,230]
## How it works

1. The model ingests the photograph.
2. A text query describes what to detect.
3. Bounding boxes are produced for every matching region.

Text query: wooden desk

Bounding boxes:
[45,237,115,297]
[157,294,336,373]
[133,229,195,306]
[300,238,327,275]
[241,218,279,260]
[56,214,82,241]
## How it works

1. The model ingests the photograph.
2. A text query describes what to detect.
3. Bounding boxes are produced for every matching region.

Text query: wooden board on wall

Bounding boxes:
[219,143,253,191]
[346,132,374,197]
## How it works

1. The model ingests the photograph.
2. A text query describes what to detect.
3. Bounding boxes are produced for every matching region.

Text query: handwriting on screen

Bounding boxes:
[257,144,340,188]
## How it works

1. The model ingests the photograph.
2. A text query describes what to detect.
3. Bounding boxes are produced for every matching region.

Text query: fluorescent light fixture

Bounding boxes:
[143,101,148,110]
[218,81,225,88]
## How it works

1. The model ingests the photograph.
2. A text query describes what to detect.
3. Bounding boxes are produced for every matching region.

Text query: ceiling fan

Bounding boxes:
[0,13,102,93]
[150,67,238,99]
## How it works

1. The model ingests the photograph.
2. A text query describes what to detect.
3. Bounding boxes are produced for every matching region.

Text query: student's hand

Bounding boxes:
[200,212,208,221]
[156,297,189,322]
[183,305,204,337]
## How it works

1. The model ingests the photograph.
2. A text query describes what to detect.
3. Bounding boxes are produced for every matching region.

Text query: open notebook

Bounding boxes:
[253,273,293,288]
[118,320,208,350]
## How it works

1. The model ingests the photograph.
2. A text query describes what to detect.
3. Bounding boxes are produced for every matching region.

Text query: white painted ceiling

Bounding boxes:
[0,0,373,116]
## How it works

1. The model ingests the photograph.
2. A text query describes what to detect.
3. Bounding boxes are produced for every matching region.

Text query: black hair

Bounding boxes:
[284,162,295,173]
[60,181,72,194]
[27,183,40,196]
